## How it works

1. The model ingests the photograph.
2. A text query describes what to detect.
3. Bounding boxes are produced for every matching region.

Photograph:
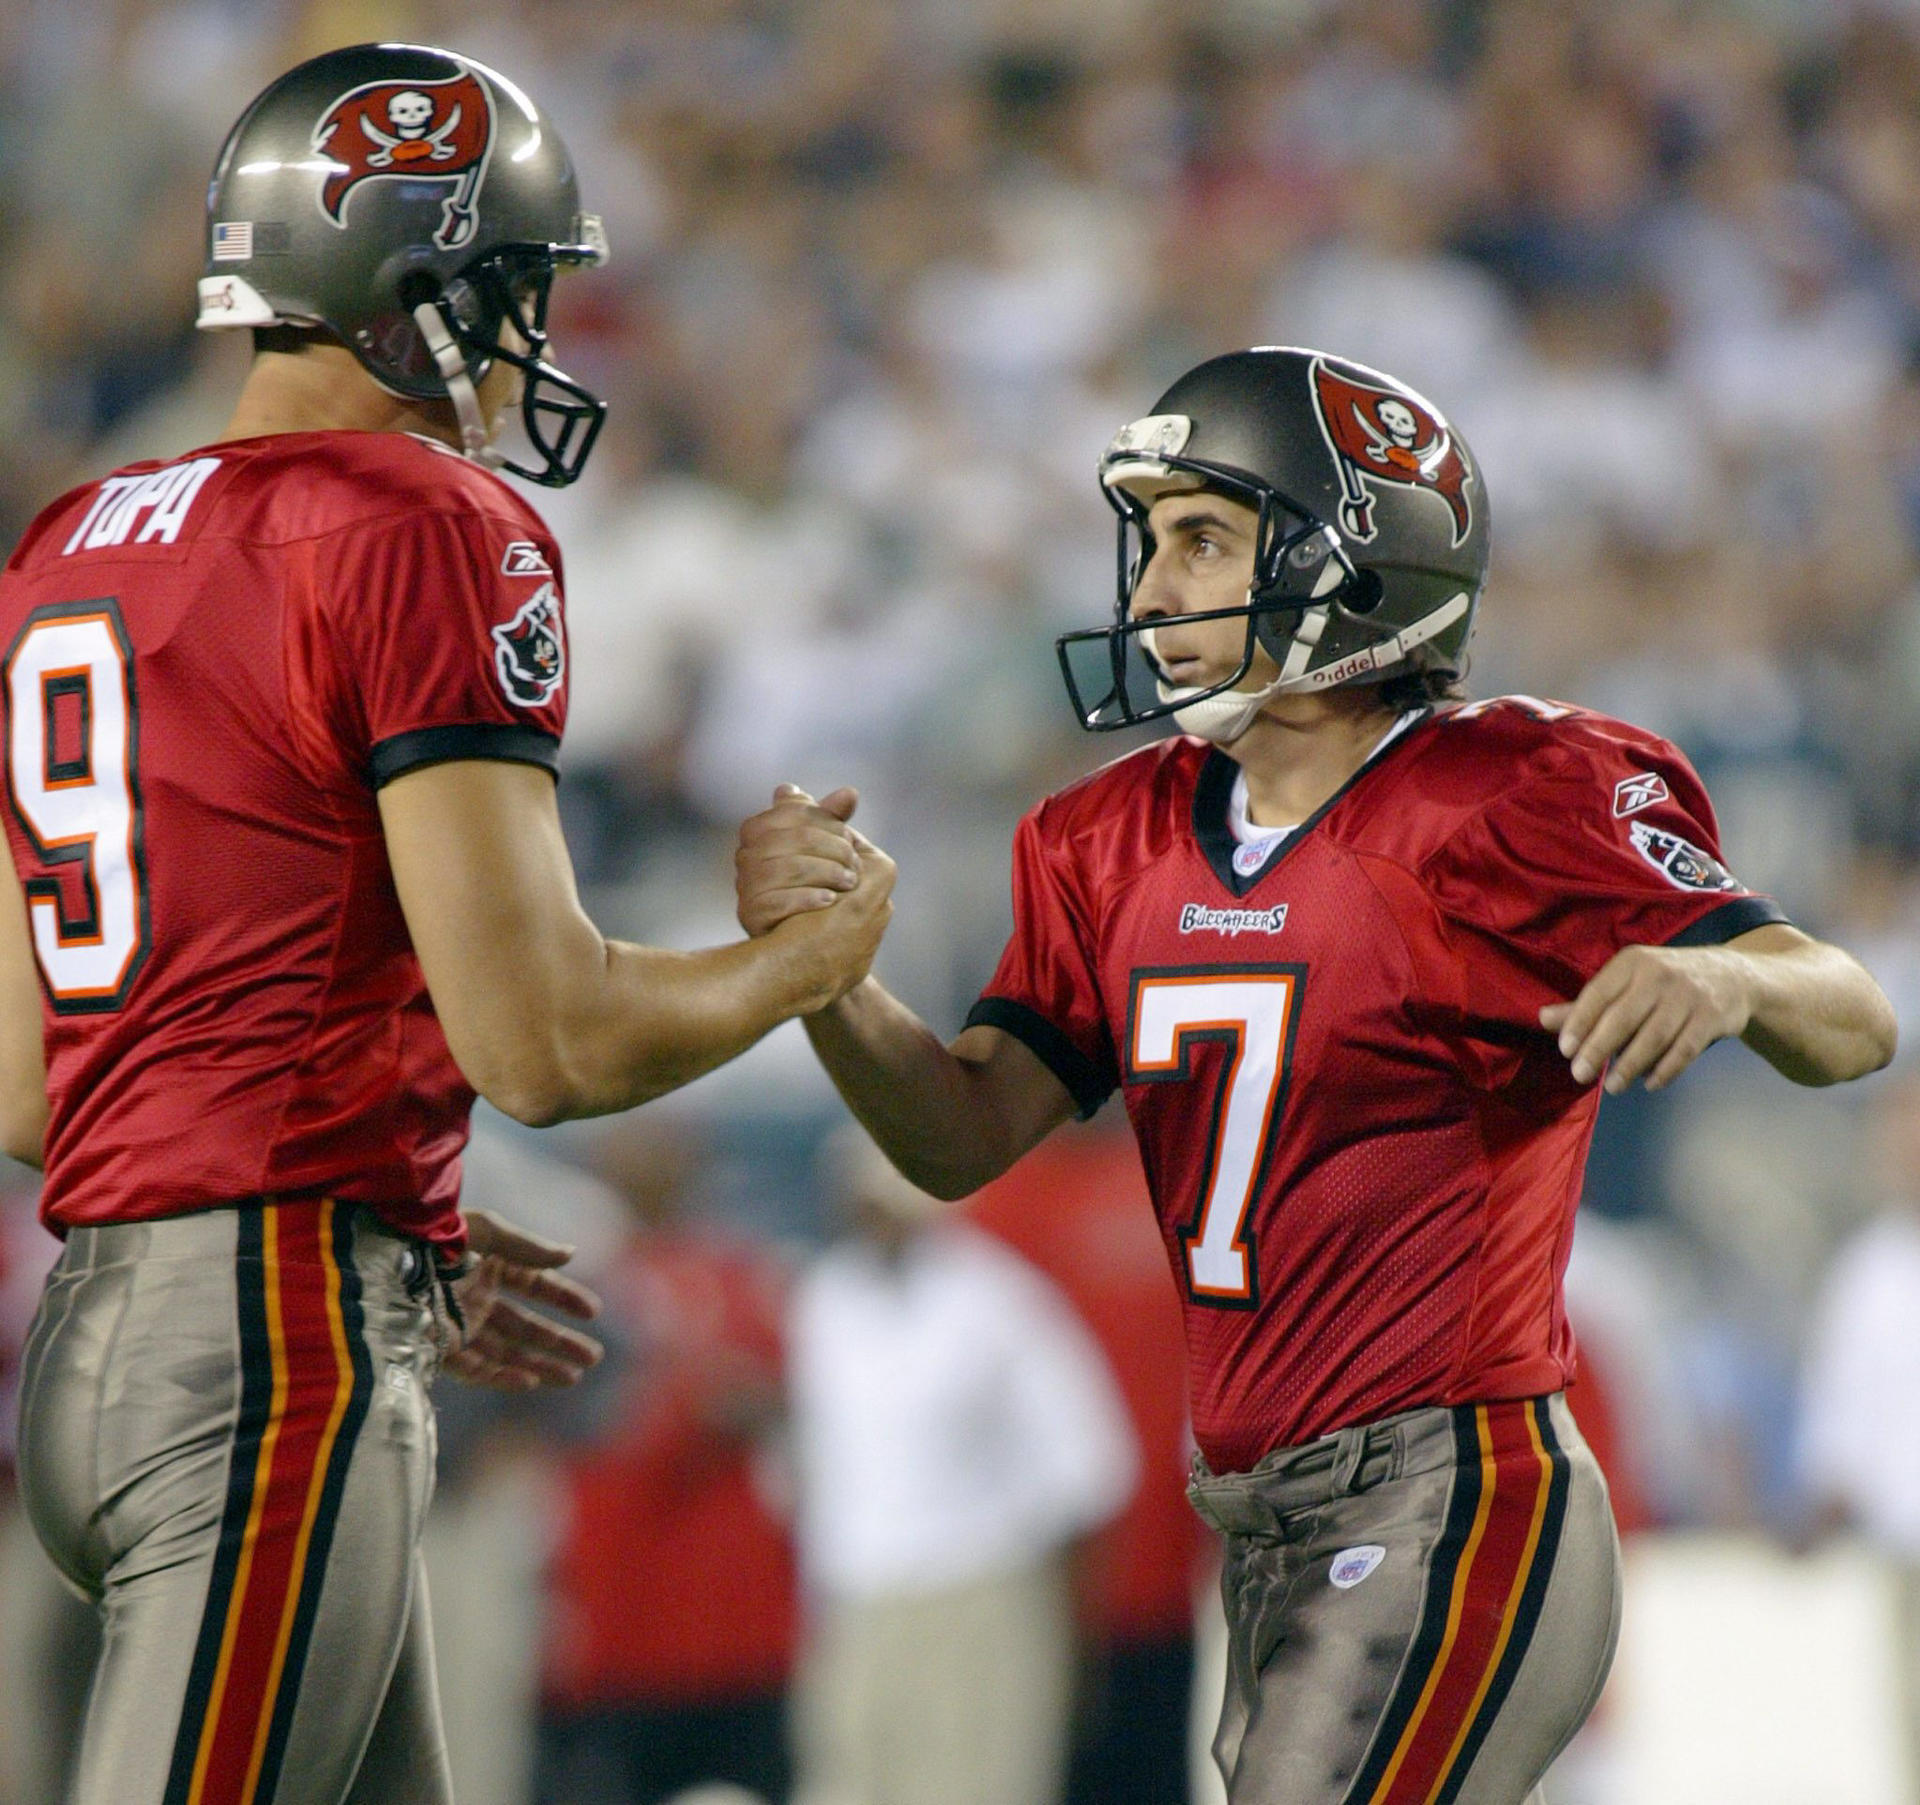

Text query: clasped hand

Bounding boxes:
[735,785,896,1000]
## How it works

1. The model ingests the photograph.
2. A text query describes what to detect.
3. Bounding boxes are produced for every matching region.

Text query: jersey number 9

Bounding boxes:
[4,601,149,1013]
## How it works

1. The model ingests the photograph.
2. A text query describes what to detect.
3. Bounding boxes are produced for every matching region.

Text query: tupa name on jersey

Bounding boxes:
[63,459,222,556]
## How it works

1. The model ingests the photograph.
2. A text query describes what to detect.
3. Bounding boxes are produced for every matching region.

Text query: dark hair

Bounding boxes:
[1376,667,1466,711]
[252,325,323,355]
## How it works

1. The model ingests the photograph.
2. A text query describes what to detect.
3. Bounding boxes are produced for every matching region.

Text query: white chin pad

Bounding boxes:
[1143,611,1278,744]
[1169,685,1274,743]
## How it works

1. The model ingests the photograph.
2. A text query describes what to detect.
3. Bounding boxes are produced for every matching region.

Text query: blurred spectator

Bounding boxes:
[1794,1067,1920,1783]
[425,1119,633,1805]
[967,1119,1213,1805]
[537,1120,798,1805]
[1798,1068,1920,1552]
[787,1129,1137,1805]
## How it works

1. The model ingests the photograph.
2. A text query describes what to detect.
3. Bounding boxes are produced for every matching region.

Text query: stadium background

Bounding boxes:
[3,0,1920,1799]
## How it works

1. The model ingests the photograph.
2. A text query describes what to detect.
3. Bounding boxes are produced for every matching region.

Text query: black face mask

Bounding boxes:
[438,245,606,488]
[1055,476,1361,732]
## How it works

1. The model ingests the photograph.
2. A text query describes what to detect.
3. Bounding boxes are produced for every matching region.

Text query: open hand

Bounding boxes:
[1540,944,1754,1095]
[443,1207,604,1391]
[736,784,863,937]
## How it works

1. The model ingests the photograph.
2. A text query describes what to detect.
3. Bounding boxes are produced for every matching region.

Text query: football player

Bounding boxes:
[734,346,1896,1804]
[0,44,890,1805]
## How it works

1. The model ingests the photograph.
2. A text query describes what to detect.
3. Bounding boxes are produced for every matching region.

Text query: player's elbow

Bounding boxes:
[454,1022,590,1129]
[894,1145,1016,1202]
[0,1089,47,1169]
[480,1072,576,1130]
[1854,994,1900,1080]
[932,1158,1016,1201]
[1806,966,1899,1084]
[1750,989,1899,1087]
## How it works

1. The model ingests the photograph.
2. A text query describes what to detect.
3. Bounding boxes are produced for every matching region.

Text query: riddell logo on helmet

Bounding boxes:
[312,71,495,251]
[1307,357,1473,548]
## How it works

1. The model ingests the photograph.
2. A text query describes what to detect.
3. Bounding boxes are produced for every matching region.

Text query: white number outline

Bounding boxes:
[4,599,150,1013]
[1126,966,1304,1309]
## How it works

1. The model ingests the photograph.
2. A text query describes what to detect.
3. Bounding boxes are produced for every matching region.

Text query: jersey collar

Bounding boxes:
[1191,706,1433,897]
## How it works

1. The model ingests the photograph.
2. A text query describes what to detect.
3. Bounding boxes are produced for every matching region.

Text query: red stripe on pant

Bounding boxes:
[187,1203,355,1805]
[1366,1400,1557,1804]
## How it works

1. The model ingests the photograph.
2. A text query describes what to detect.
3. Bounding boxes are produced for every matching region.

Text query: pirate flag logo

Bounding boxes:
[1307,357,1474,547]
[1629,821,1741,894]
[312,71,495,252]
[492,582,566,707]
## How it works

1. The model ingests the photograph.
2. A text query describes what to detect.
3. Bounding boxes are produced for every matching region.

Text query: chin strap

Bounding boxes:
[412,302,505,469]
[1146,590,1472,745]
[1145,604,1333,745]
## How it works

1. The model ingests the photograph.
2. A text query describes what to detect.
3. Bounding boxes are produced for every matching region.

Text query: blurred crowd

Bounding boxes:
[7,0,1920,1798]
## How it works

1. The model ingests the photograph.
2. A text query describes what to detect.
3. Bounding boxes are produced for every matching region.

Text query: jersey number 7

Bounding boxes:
[1127,967,1304,1309]
[3,601,150,1013]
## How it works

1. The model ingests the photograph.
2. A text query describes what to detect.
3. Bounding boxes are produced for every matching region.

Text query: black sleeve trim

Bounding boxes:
[1664,896,1792,947]
[964,995,1117,1120]
[369,724,560,788]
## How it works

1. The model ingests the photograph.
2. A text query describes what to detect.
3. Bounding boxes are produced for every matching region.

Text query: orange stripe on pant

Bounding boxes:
[185,1202,358,1805]
[1364,1401,1559,1805]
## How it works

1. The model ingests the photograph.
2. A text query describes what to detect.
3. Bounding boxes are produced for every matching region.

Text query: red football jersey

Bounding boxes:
[969,699,1786,1472]
[0,431,570,1247]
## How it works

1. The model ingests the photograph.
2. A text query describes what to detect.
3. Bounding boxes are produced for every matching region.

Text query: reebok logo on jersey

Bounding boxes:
[1329,1545,1386,1589]
[1613,771,1669,818]
[1629,821,1740,893]
[1179,902,1289,937]
[63,458,221,555]
[492,582,564,707]
[500,541,552,577]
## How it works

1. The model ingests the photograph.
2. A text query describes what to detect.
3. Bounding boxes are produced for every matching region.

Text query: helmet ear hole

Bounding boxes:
[396,271,441,313]
[1342,569,1385,615]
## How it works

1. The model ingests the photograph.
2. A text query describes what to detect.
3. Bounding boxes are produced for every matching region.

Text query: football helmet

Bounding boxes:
[196,42,608,486]
[1057,347,1489,741]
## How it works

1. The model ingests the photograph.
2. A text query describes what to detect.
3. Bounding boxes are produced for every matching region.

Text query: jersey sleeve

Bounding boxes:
[1423,725,1789,1035]
[309,507,568,787]
[965,805,1120,1119]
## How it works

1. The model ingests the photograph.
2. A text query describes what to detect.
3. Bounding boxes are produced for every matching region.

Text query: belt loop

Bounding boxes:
[1330,1424,1368,1495]
[1385,1417,1407,1484]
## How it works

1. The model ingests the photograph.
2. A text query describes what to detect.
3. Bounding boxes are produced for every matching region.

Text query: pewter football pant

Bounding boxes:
[1188,1394,1621,1805]
[16,1200,453,1805]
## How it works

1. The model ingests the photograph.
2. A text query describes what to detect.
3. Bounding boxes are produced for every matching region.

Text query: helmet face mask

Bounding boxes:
[1057,348,1489,737]
[198,43,608,486]
[1058,466,1361,732]
[425,242,606,486]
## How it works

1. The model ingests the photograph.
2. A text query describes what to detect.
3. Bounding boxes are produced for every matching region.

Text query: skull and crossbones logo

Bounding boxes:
[360,91,463,167]
[1356,397,1433,474]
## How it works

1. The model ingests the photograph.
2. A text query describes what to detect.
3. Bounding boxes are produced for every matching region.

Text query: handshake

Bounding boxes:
[735,782,897,1011]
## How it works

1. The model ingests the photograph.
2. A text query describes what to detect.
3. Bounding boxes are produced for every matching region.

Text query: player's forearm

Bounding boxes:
[0,838,46,1167]
[1737,939,1897,1085]
[485,925,850,1125]
[803,979,1055,1199]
